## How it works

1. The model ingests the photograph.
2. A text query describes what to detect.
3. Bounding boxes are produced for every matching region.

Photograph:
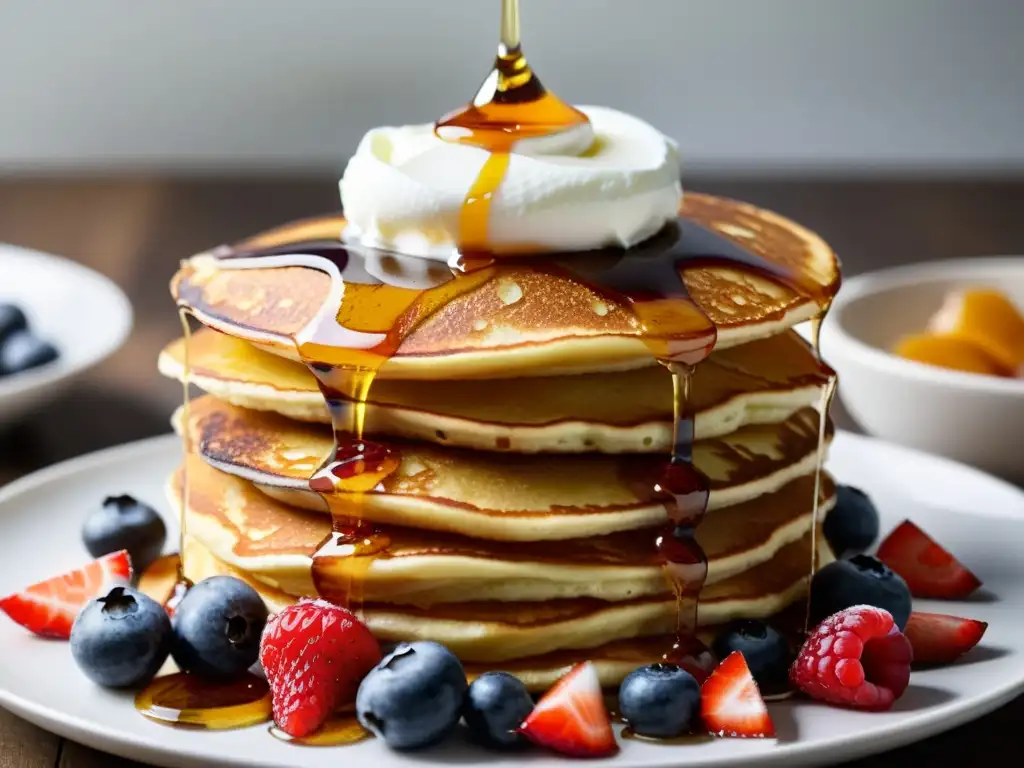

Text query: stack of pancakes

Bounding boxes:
[162,194,839,690]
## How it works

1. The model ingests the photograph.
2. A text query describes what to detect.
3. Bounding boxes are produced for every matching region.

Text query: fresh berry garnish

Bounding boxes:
[810,554,912,630]
[261,599,381,739]
[463,671,534,749]
[70,586,171,688]
[904,611,988,666]
[823,485,881,557]
[0,330,59,376]
[791,605,913,710]
[82,495,167,573]
[712,620,792,696]
[618,663,700,739]
[171,576,268,680]
[876,520,982,599]
[700,651,775,738]
[0,303,28,345]
[357,641,467,750]
[0,550,132,639]
[518,661,617,757]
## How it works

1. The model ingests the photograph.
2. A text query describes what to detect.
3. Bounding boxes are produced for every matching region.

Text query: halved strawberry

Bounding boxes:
[261,599,381,738]
[904,611,988,666]
[0,551,132,639]
[701,651,775,738]
[518,661,618,757]
[876,520,981,599]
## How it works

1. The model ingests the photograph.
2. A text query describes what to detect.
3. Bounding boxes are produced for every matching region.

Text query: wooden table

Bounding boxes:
[0,175,1021,767]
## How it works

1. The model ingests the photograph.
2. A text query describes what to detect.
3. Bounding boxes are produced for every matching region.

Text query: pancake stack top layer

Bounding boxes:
[162,192,841,683]
[172,195,839,379]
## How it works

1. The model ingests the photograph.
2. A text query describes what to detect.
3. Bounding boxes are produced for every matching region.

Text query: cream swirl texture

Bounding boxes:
[339,106,682,258]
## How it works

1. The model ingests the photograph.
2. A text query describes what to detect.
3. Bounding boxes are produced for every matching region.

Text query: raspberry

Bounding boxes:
[790,605,912,711]
[260,599,382,737]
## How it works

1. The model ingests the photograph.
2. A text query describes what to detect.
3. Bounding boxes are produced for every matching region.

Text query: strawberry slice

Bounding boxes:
[876,520,981,599]
[0,551,132,639]
[518,661,618,757]
[701,651,775,738]
[260,599,381,738]
[904,611,988,666]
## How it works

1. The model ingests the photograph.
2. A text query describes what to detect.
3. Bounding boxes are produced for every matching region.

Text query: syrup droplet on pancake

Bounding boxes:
[134,672,272,730]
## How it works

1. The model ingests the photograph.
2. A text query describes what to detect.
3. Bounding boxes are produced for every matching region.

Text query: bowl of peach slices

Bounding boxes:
[820,257,1023,482]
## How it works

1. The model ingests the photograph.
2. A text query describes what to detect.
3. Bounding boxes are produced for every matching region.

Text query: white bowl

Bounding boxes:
[0,244,133,427]
[819,257,1023,483]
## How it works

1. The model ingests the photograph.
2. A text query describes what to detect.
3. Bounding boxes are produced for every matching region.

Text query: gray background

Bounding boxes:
[1,0,1022,174]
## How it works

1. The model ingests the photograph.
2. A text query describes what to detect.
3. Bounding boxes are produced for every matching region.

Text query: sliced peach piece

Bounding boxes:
[893,333,1010,376]
[927,288,1024,372]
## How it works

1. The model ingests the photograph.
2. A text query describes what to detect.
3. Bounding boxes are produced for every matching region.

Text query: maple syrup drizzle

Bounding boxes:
[170,308,195,610]
[134,672,271,730]
[435,0,589,257]
[804,311,839,632]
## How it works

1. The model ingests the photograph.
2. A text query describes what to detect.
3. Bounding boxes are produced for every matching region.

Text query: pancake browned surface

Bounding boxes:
[159,327,828,451]
[138,549,806,692]
[182,527,832,663]
[175,395,833,540]
[172,194,840,379]
[170,454,834,604]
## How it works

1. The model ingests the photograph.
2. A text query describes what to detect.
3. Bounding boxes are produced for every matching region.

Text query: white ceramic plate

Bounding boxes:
[0,244,133,427]
[0,433,1022,768]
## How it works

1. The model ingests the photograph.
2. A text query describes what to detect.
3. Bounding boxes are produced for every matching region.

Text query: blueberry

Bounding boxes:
[70,586,171,688]
[171,576,268,680]
[357,641,468,750]
[0,303,28,344]
[824,485,881,557]
[0,330,58,376]
[82,495,167,572]
[618,663,700,738]
[462,671,533,749]
[711,620,791,695]
[810,554,912,630]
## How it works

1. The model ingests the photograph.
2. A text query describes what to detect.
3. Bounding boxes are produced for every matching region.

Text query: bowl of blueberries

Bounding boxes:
[0,244,132,427]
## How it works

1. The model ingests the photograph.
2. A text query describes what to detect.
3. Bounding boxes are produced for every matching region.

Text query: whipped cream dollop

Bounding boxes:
[339,106,682,259]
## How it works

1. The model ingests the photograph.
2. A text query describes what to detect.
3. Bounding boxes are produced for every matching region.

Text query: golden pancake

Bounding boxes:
[172,194,840,379]
[170,454,835,605]
[159,328,828,451]
[177,396,833,540]
[183,529,831,663]
[139,553,806,691]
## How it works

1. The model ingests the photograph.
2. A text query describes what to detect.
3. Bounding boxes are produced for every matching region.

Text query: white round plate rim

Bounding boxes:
[0,432,1022,768]
[0,243,133,401]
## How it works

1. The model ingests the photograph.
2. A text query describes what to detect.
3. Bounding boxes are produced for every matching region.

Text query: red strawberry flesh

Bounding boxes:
[876,520,981,599]
[0,550,132,639]
[260,599,381,738]
[700,651,775,738]
[791,605,912,711]
[518,661,618,757]
[904,611,988,665]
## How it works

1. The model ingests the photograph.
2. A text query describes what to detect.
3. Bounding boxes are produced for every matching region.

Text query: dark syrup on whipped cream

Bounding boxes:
[153,0,838,737]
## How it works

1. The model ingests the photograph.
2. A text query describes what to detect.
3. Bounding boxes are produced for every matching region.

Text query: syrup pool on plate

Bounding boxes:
[134,672,272,730]
[269,715,372,747]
